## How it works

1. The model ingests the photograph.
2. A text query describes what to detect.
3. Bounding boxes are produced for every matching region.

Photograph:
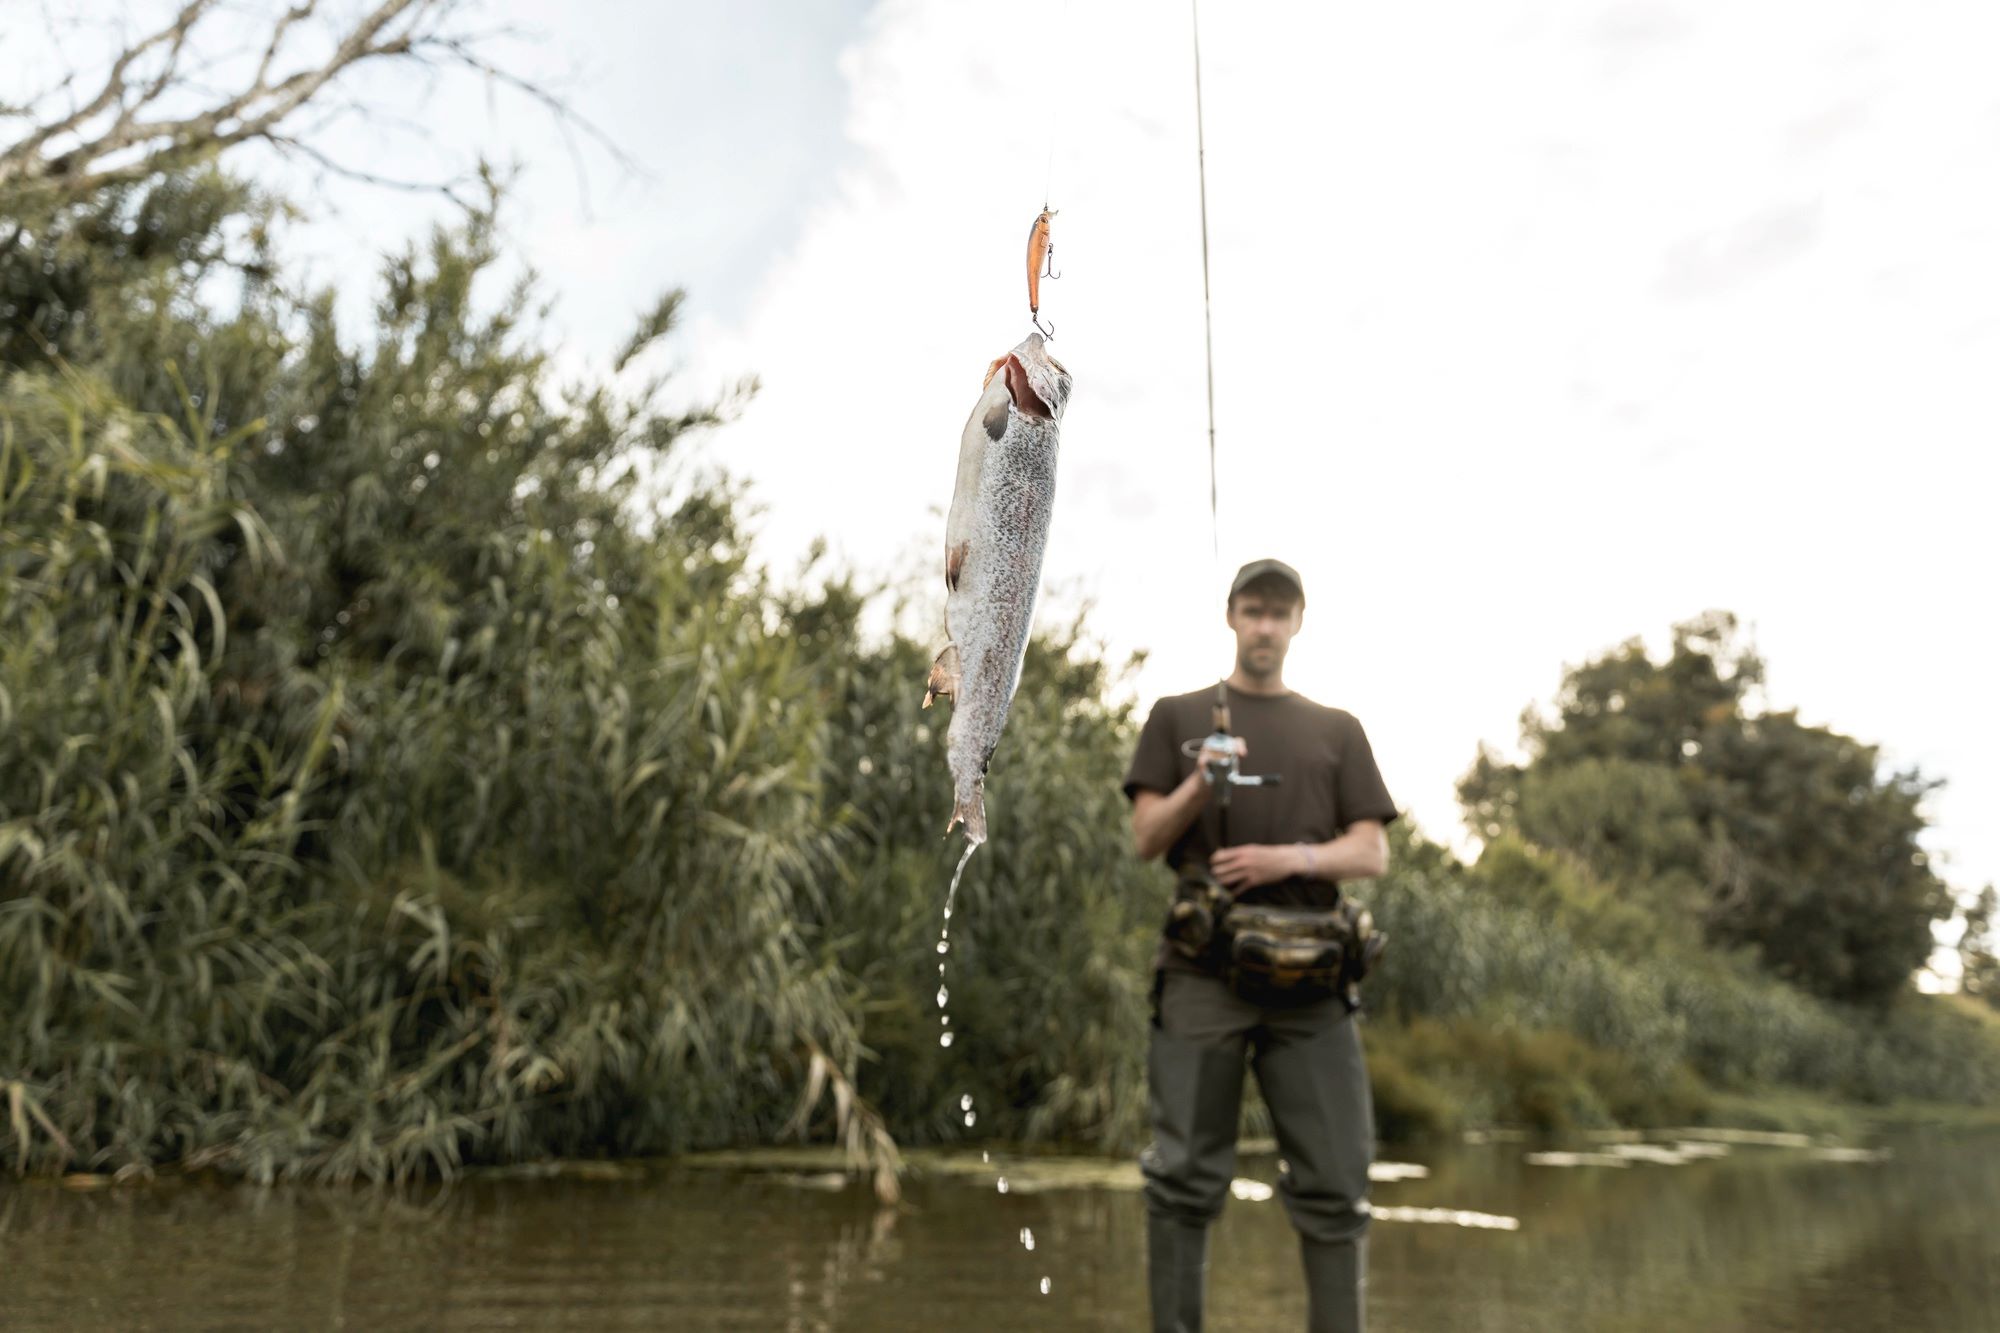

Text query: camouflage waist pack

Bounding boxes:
[1165,867,1386,1011]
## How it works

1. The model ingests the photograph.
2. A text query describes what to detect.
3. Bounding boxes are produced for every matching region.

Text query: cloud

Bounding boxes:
[1658,203,1824,298]
[675,0,2000,898]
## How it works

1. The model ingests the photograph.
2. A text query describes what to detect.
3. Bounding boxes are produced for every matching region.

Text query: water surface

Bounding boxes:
[4,1128,1996,1330]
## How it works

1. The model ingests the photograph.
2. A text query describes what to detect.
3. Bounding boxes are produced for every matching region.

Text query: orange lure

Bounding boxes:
[1026,208,1058,336]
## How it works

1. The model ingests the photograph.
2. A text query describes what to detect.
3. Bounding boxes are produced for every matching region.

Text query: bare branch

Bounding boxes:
[5,1,220,168]
[267,133,478,212]
[90,0,430,169]
[0,0,442,195]
[251,2,321,94]
[0,0,641,214]
[95,2,214,161]
[434,37,652,186]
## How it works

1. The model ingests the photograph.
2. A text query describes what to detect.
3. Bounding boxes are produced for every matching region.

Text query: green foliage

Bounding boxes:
[1961,886,2000,1009]
[1469,834,1685,956]
[794,586,1158,1151]
[1461,611,1952,1005]
[0,176,852,1180]
[1366,1018,1706,1136]
[1358,821,2000,1128]
[1360,1034,1462,1142]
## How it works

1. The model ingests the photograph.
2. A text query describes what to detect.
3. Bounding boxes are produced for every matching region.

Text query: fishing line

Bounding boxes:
[1040,0,1073,211]
[1190,0,1220,573]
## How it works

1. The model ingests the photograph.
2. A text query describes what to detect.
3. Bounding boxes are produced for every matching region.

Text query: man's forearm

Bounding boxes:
[1131,770,1211,862]
[1296,821,1389,882]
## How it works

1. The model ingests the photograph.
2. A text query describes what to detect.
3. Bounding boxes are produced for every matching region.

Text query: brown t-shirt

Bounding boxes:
[1123,685,1399,973]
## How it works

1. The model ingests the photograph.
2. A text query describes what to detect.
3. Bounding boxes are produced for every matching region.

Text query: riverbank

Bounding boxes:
[1350,833,2000,1147]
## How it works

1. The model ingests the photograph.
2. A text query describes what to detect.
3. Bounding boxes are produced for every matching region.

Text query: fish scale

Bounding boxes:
[924,331,1072,844]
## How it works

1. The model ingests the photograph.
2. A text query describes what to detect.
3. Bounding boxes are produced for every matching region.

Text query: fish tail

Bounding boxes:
[943,778,987,846]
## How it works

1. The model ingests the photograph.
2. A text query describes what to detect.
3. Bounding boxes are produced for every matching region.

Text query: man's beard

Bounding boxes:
[1237,643,1283,680]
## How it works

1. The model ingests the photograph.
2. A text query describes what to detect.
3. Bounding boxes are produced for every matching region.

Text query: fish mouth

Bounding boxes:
[1010,334,1071,420]
[1001,354,1053,420]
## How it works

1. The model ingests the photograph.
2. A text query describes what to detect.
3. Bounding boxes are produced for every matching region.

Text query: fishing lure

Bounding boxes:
[1027,208,1058,337]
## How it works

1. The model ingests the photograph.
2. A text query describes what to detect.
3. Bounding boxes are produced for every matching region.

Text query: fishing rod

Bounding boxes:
[1186,0,1280,851]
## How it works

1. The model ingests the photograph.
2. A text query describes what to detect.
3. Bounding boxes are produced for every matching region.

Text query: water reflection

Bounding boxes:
[1,1129,1995,1331]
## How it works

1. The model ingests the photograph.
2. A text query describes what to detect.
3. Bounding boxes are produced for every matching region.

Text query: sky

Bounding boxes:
[12,2,1998,950]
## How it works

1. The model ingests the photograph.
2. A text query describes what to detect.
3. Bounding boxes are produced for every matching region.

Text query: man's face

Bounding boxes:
[1227,590,1303,678]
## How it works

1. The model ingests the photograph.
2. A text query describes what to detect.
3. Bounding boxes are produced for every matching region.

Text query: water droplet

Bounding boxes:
[964,1112,977,1128]
[981,1151,990,1164]
[1039,1277,1051,1295]
[960,1094,973,1111]
[939,1033,955,1047]
[996,1177,1009,1194]
[937,941,948,954]
[941,1015,950,1026]
[936,986,949,1008]
[1020,1228,1035,1251]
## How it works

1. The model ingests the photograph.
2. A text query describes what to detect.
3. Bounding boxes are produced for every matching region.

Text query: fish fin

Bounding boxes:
[922,643,961,709]
[981,398,1007,441]
[944,540,969,592]
[981,356,1008,390]
[944,784,987,845]
[1002,354,1052,419]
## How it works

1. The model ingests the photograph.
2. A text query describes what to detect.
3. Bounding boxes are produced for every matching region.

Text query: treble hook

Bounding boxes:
[1027,208,1059,341]
[1032,313,1056,339]
[1043,241,1060,281]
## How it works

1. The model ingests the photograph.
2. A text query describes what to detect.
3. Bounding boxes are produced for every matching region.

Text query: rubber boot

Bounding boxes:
[1300,1235,1365,1333]
[1146,1214,1209,1333]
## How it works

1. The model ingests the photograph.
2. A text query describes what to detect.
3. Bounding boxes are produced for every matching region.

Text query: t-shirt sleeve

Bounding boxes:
[1124,699,1183,802]
[1337,716,1399,829]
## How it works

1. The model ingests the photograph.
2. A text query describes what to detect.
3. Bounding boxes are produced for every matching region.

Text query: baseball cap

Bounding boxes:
[1229,558,1305,605]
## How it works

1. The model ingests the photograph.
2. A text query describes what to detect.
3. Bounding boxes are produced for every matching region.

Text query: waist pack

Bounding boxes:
[1164,867,1387,1011]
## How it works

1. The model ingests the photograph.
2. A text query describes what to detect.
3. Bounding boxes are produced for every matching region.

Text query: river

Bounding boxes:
[3,1127,1995,1330]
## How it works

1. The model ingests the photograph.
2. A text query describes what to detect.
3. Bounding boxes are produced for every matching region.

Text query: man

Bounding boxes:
[1124,559,1397,1333]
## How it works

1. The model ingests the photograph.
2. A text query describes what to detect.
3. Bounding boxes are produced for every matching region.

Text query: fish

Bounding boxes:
[923,330,1072,844]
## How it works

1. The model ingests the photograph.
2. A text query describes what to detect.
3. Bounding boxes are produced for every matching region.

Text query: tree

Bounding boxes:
[0,8,846,1179]
[1462,612,1954,1005]
[1961,886,2000,1008]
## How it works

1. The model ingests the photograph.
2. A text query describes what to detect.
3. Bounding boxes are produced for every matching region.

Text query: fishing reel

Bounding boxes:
[1186,687,1282,811]
[1189,729,1284,808]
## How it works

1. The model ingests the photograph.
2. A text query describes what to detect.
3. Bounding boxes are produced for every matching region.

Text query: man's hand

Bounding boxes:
[1131,737,1248,862]
[1209,843,1304,895]
[1195,734,1246,782]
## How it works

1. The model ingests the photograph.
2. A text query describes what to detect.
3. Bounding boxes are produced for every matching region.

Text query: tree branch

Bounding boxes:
[4,0,220,169]
[433,37,650,185]
[267,133,478,212]
[0,0,472,198]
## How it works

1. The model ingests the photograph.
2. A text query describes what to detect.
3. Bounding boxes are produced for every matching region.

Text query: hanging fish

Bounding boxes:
[924,331,1072,844]
[1027,208,1058,336]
